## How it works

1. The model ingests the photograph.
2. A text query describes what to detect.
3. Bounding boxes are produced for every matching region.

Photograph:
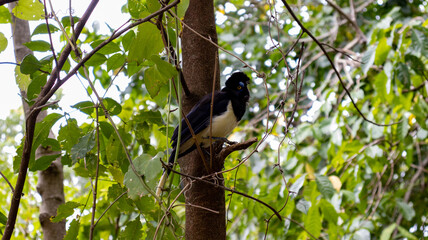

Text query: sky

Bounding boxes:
[0,1,129,122]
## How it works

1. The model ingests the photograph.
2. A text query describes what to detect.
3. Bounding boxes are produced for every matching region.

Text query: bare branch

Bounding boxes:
[0,170,14,192]
[163,165,283,221]
[218,137,258,160]
[0,0,17,6]
[325,0,367,42]
[280,0,399,127]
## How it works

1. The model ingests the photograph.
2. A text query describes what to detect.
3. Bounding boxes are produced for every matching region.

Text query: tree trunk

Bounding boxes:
[8,3,66,239]
[180,1,225,239]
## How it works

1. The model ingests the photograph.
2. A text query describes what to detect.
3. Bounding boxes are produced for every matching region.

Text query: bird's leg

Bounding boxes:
[204,136,237,145]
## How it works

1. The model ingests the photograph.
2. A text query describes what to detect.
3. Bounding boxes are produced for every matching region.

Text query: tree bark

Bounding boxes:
[8,3,66,239]
[180,1,225,239]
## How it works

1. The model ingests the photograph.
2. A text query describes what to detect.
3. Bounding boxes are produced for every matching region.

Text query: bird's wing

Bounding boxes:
[171,91,229,148]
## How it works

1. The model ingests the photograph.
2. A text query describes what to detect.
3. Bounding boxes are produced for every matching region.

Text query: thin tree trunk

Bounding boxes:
[180,1,225,239]
[8,3,66,239]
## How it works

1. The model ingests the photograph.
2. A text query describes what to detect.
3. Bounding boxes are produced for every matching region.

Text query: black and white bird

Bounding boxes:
[156,72,250,197]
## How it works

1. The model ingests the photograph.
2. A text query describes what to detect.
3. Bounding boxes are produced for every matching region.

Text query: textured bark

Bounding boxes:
[180,1,225,239]
[8,3,66,239]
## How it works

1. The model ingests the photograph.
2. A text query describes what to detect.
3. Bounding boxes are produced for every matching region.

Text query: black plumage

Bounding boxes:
[156,72,250,196]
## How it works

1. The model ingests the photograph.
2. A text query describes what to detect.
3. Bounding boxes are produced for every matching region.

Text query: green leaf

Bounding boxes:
[52,201,83,223]
[410,28,428,56]
[90,40,121,55]
[58,119,82,152]
[121,30,135,52]
[397,225,418,240]
[319,199,338,224]
[151,55,177,79]
[30,154,61,171]
[31,23,60,35]
[374,71,388,101]
[101,98,122,116]
[0,6,12,23]
[85,53,107,66]
[99,121,115,139]
[394,62,410,88]
[108,184,133,212]
[380,223,396,240]
[0,32,7,53]
[0,210,7,224]
[374,37,391,65]
[20,54,43,74]
[24,40,51,52]
[124,152,163,199]
[15,66,31,92]
[108,166,124,185]
[27,74,47,101]
[289,174,306,198]
[63,219,80,240]
[405,54,425,76]
[361,45,376,74]
[135,110,164,125]
[177,0,190,18]
[146,0,161,13]
[397,117,409,141]
[72,101,95,115]
[144,66,167,98]
[315,175,335,199]
[296,198,311,214]
[411,99,428,129]
[61,16,80,28]
[118,217,142,240]
[396,201,415,221]
[71,132,95,164]
[33,113,63,151]
[128,17,163,64]
[127,0,146,19]
[304,205,321,238]
[11,0,44,20]
[107,53,125,71]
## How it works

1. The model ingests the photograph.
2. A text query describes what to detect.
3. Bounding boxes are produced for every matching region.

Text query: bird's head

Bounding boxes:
[224,72,250,102]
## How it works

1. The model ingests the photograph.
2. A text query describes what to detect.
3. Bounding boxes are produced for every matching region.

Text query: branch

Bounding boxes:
[0,0,17,6]
[38,0,181,107]
[2,2,100,239]
[164,165,282,221]
[93,191,127,228]
[218,137,258,160]
[0,170,14,192]
[280,0,399,127]
[325,0,367,42]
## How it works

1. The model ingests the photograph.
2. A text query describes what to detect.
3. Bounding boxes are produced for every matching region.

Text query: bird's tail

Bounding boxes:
[156,148,176,198]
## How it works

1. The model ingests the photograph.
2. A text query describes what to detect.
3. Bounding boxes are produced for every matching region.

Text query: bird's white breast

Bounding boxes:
[178,102,238,152]
[208,102,238,139]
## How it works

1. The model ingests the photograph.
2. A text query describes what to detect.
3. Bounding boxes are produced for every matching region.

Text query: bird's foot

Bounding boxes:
[204,136,237,145]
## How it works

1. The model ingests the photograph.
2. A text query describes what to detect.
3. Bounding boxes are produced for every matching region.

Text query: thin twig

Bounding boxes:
[280,0,399,127]
[285,216,319,240]
[325,0,367,42]
[164,165,282,221]
[89,104,101,239]
[93,191,127,228]
[0,170,14,192]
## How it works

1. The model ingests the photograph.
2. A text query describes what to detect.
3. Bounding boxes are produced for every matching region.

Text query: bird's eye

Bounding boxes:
[237,86,242,90]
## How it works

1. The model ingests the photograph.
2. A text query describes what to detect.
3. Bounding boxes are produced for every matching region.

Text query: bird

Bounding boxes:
[156,71,250,197]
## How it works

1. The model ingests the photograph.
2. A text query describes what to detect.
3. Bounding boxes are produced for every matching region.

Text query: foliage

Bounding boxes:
[0,0,427,239]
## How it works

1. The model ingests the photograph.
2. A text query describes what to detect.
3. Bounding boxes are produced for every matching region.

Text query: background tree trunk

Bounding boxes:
[8,3,66,239]
[180,1,225,239]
